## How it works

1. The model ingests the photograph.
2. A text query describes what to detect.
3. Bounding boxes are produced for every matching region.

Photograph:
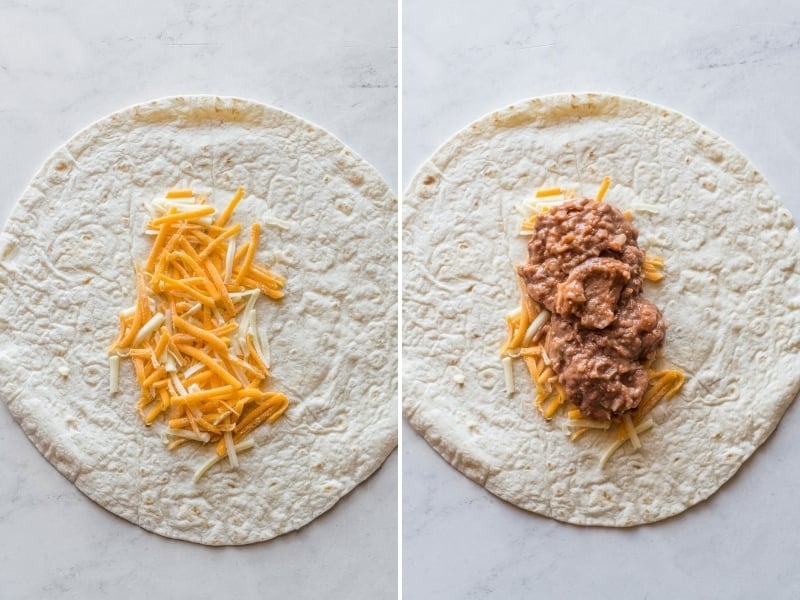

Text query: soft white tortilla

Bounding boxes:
[0,96,397,544]
[403,93,800,526]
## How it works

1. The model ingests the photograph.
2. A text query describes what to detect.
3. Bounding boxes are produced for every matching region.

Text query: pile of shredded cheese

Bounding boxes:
[503,177,685,466]
[108,187,289,481]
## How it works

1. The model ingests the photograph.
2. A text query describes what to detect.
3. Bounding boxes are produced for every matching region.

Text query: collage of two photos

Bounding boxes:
[1,0,800,598]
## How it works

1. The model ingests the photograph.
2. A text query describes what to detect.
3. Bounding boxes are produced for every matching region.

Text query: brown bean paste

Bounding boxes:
[518,198,666,420]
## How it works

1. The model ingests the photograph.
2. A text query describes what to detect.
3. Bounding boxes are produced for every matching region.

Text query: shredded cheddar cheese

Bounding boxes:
[600,418,654,468]
[501,177,686,465]
[535,187,563,198]
[109,187,289,480]
[595,175,610,202]
[643,254,665,282]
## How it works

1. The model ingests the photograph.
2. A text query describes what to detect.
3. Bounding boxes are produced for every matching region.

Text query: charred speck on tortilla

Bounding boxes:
[518,198,666,421]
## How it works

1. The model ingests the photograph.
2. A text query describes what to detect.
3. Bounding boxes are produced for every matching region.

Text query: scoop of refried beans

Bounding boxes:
[518,198,666,420]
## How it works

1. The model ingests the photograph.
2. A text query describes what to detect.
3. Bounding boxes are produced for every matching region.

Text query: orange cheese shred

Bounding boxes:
[214,187,245,227]
[535,187,562,198]
[595,176,610,202]
[165,189,194,199]
[215,393,289,456]
[235,223,261,284]
[149,205,216,227]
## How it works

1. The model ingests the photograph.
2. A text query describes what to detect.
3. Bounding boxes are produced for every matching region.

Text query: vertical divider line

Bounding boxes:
[396,0,404,597]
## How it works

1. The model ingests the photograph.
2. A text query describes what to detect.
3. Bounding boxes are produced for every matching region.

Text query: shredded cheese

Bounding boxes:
[223,431,238,468]
[502,177,686,466]
[132,312,165,347]
[261,213,292,230]
[622,413,641,449]
[522,309,550,346]
[109,187,289,476]
[595,176,610,202]
[563,418,611,430]
[502,356,515,395]
[535,187,562,198]
[643,254,665,282]
[224,237,237,283]
[193,438,255,482]
[600,418,654,468]
[165,189,194,199]
[631,203,661,214]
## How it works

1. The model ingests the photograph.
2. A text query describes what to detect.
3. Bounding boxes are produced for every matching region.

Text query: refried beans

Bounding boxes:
[518,198,666,420]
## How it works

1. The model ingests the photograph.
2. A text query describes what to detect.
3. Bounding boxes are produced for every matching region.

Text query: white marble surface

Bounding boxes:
[403,1,800,598]
[0,1,396,598]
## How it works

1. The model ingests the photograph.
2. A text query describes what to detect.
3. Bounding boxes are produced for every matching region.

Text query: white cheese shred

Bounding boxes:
[193,438,255,483]
[563,418,611,431]
[170,372,188,396]
[244,289,259,313]
[622,413,641,449]
[261,214,292,230]
[228,290,259,303]
[599,418,654,468]
[132,312,165,347]
[120,305,137,318]
[223,431,239,468]
[228,328,243,357]
[230,362,250,388]
[631,203,661,214]
[182,362,204,378]
[109,355,120,394]
[502,356,515,396]
[541,349,552,367]
[169,429,211,443]
[183,302,202,318]
[523,309,550,346]
[224,237,236,283]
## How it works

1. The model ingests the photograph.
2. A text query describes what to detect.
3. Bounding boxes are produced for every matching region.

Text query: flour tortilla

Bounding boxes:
[0,96,397,545]
[403,93,800,526]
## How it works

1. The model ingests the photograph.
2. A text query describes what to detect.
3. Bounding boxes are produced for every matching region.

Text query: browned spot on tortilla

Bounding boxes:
[423,175,436,185]
[347,172,364,185]
[55,161,68,172]
[493,110,537,129]
[701,180,716,192]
